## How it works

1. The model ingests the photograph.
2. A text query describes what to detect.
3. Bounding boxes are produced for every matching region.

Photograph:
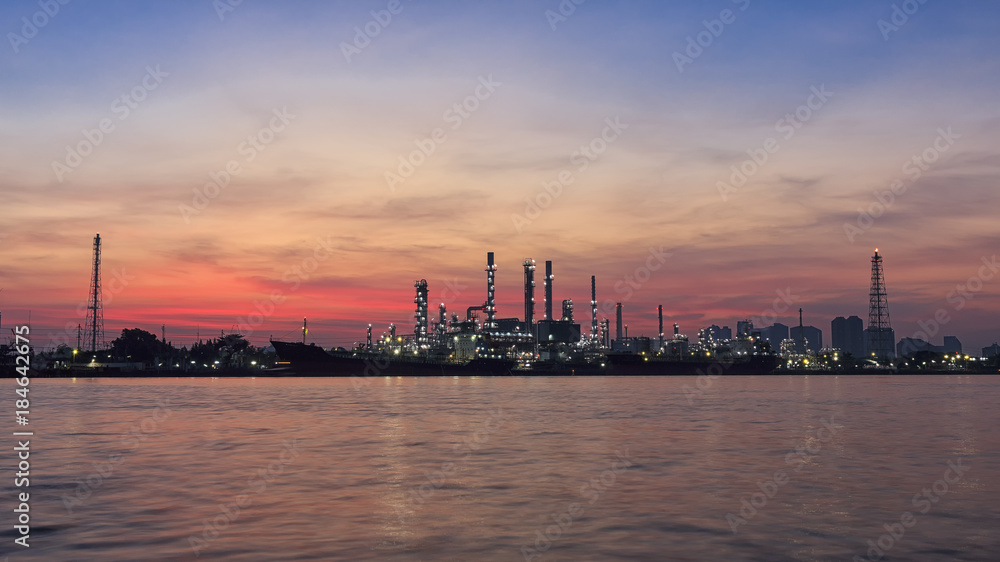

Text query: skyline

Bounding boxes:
[3,1,1000,351]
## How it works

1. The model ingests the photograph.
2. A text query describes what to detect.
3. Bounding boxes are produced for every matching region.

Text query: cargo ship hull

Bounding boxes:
[270,340,517,376]
[271,341,778,376]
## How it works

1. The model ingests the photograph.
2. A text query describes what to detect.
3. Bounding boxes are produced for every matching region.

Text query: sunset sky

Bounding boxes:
[2,0,999,352]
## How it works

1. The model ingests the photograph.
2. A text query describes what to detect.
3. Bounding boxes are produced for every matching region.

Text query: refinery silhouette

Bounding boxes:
[3,235,996,377]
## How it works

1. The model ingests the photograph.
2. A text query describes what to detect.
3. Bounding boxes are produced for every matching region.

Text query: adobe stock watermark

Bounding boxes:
[597,246,672,315]
[61,399,173,513]
[877,0,931,41]
[212,0,244,21]
[899,254,998,355]
[672,0,750,73]
[843,127,958,242]
[405,406,508,509]
[438,278,468,307]
[726,415,842,534]
[682,359,740,404]
[853,457,969,561]
[188,439,302,557]
[179,107,295,223]
[717,84,833,201]
[544,0,585,31]
[339,0,409,63]
[7,0,71,54]
[511,116,628,233]
[748,288,799,328]
[234,235,335,337]
[52,65,169,183]
[385,74,501,192]
[349,357,391,392]
[521,449,633,561]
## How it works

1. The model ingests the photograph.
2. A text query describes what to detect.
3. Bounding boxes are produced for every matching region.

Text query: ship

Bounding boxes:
[269,339,517,376]
[269,251,780,376]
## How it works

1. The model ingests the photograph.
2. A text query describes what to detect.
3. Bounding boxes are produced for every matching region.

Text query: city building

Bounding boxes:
[943,336,962,355]
[790,325,823,353]
[759,323,789,350]
[705,324,732,342]
[897,336,962,357]
[831,315,864,357]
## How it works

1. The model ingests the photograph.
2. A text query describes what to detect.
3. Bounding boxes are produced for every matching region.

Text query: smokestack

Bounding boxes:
[674,323,679,337]
[367,324,373,349]
[485,252,497,329]
[523,259,535,329]
[658,305,663,349]
[798,307,804,351]
[544,260,553,320]
[591,276,598,342]
[616,302,623,341]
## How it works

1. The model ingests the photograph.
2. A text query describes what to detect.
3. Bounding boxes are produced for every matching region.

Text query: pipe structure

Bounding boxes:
[485,252,497,329]
[437,304,447,345]
[466,305,485,321]
[414,279,429,346]
[561,299,573,322]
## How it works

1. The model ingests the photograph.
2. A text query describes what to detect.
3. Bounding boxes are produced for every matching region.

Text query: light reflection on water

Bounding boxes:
[4,375,999,561]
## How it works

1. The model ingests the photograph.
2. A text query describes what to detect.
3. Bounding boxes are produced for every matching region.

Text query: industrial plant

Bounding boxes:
[271,251,779,375]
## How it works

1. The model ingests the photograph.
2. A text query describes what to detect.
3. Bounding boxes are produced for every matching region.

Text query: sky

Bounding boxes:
[2,0,999,353]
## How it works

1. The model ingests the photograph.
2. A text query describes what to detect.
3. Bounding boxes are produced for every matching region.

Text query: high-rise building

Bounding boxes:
[759,323,789,350]
[831,315,864,357]
[943,336,962,355]
[790,325,823,353]
[982,343,1000,358]
[705,324,732,342]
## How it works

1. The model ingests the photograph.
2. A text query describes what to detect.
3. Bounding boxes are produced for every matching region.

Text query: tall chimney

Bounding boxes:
[544,260,553,321]
[523,259,535,329]
[658,305,663,350]
[798,307,804,351]
[591,276,598,342]
[616,302,623,341]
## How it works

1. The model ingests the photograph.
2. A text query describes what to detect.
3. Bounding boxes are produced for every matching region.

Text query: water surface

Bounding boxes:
[2,375,998,560]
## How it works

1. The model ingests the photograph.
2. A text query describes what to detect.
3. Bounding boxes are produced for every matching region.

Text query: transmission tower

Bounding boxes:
[85,233,105,352]
[867,248,893,361]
